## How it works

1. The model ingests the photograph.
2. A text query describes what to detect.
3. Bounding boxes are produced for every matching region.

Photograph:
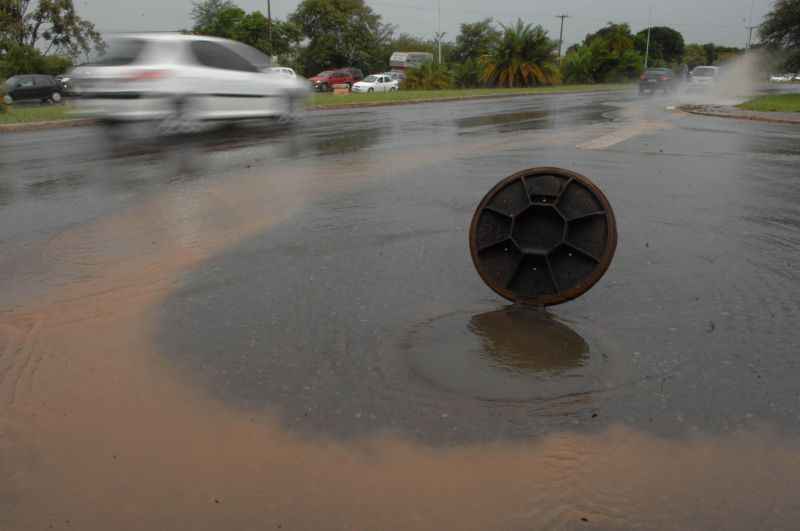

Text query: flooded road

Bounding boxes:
[3,89,800,529]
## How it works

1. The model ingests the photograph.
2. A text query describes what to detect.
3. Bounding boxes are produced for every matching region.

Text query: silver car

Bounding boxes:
[71,34,309,127]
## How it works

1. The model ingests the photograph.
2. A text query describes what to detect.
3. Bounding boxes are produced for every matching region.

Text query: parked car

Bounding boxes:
[267,67,297,79]
[639,68,678,95]
[3,74,64,104]
[384,71,406,82]
[687,66,720,91]
[352,74,399,93]
[70,34,309,126]
[308,68,364,92]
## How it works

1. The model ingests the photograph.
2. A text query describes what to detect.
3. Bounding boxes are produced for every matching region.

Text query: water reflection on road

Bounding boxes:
[4,90,800,529]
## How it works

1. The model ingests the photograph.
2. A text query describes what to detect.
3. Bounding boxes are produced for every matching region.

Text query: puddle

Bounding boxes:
[404,307,617,402]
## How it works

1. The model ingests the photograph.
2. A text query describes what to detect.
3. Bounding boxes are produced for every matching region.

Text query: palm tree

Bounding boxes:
[481,20,561,88]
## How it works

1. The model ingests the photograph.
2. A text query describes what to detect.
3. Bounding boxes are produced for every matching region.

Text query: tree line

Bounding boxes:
[1,0,799,87]
[187,0,752,88]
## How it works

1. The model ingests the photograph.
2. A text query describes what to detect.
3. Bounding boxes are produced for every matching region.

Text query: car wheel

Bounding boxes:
[50,91,62,103]
[368,88,374,93]
[321,83,329,92]
[390,87,398,92]
[3,94,13,105]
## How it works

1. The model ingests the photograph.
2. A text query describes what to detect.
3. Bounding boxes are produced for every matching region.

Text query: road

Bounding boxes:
[3,89,800,529]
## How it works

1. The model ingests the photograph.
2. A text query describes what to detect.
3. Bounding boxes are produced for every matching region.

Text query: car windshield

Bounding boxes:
[317,71,332,78]
[693,67,716,77]
[364,75,378,82]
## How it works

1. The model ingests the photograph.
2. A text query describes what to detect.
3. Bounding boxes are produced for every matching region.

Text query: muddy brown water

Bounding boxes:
[3,91,800,529]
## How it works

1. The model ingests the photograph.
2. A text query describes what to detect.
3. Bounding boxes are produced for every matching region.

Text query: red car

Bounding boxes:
[309,68,364,92]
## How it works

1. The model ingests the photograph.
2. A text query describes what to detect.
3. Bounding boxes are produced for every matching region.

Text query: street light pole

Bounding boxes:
[267,0,273,56]
[437,0,442,63]
[644,6,653,69]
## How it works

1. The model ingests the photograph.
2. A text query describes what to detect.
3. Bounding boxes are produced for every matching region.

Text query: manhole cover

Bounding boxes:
[469,167,617,306]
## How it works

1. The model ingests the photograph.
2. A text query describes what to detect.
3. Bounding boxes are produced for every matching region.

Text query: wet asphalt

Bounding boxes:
[3,88,800,529]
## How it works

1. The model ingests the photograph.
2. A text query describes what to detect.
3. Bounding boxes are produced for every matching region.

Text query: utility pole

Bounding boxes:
[267,0,273,57]
[746,0,757,50]
[435,32,446,64]
[437,0,442,63]
[556,14,570,59]
[644,6,653,69]
[746,26,758,50]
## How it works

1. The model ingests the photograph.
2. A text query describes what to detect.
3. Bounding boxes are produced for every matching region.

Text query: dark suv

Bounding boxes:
[309,68,364,92]
[3,75,64,104]
[639,68,678,95]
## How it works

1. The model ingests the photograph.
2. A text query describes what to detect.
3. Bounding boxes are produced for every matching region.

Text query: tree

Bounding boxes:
[635,26,685,65]
[452,18,499,63]
[683,44,707,69]
[481,19,560,87]
[561,23,643,83]
[191,3,301,58]
[290,0,393,75]
[191,0,236,31]
[0,0,104,58]
[0,41,72,78]
[760,0,800,68]
[703,43,716,65]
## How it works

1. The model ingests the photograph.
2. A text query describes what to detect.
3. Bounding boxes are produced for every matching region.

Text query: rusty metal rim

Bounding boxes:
[469,167,618,306]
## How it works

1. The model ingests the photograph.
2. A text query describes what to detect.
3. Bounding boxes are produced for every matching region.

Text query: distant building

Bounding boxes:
[389,52,434,72]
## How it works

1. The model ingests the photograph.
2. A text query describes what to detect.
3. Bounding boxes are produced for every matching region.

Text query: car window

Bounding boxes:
[18,78,34,88]
[190,41,258,72]
[95,38,147,66]
[35,75,53,86]
[364,76,378,83]
[225,41,271,70]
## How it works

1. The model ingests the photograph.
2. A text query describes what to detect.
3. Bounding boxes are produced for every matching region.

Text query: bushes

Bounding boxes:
[402,62,453,90]
[0,43,73,79]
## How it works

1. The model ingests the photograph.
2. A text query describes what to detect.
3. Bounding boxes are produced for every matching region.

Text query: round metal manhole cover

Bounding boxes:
[469,167,617,306]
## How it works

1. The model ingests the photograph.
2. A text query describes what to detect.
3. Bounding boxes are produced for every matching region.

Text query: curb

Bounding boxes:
[307,87,631,111]
[0,118,97,133]
[679,105,800,125]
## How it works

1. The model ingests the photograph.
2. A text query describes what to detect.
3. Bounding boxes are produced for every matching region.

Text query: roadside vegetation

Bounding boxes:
[0,103,70,125]
[309,84,630,108]
[738,94,800,113]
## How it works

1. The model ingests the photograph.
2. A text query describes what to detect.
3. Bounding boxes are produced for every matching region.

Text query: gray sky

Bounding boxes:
[77,0,771,49]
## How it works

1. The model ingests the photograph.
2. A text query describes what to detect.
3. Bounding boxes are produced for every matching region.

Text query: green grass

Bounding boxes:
[0,103,72,125]
[309,84,631,108]
[738,94,800,113]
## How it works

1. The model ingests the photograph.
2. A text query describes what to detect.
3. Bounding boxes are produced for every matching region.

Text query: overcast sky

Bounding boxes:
[76,0,772,49]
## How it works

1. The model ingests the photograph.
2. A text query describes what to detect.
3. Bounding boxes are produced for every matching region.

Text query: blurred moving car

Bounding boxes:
[687,66,720,91]
[267,67,297,79]
[3,75,64,104]
[639,68,678,95]
[70,34,309,126]
[308,68,364,92]
[352,74,399,93]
